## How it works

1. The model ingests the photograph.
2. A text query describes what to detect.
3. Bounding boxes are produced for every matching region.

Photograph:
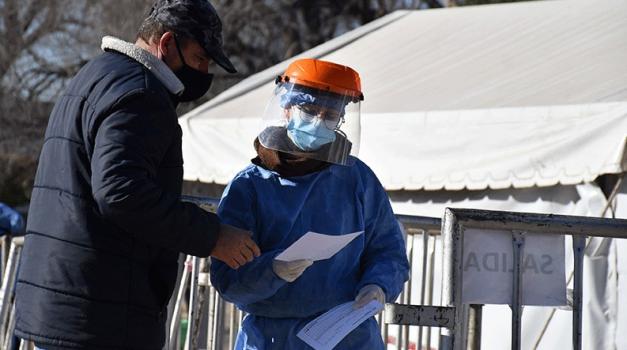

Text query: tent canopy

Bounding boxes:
[181,0,627,190]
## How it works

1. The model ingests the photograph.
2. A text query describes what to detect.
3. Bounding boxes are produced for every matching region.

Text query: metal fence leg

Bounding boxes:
[572,235,586,350]
[467,304,482,350]
[210,287,220,350]
[192,269,210,350]
[4,303,18,350]
[0,237,23,344]
[194,259,210,349]
[184,257,200,350]
[395,289,402,349]
[205,285,216,350]
[511,231,525,350]
[214,296,225,350]
[426,235,437,350]
[170,255,192,350]
[166,253,186,350]
[0,236,8,280]
[401,233,414,350]
[228,302,237,350]
[418,230,429,350]
[440,209,462,350]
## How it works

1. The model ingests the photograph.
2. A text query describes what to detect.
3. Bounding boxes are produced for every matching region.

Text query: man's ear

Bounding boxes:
[157,31,175,60]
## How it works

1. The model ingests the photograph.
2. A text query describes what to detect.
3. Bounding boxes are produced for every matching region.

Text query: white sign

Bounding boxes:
[461,228,566,306]
[275,231,363,262]
[297,300,383,350]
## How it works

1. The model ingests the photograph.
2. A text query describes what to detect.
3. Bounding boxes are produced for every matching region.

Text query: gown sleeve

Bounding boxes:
[356,164,410,302]
[210,173,288,305]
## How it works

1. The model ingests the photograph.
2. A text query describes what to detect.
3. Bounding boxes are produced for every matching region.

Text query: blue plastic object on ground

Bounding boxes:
[0,203,24,236]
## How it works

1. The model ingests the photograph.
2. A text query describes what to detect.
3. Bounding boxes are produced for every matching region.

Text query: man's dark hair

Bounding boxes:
[137,16,168,44]
[137,16,192,46]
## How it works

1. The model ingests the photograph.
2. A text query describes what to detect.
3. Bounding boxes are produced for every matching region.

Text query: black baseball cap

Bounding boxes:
[148,0,237,73]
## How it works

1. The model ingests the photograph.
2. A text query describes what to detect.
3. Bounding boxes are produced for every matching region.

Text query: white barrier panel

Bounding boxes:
[461,228,566,306]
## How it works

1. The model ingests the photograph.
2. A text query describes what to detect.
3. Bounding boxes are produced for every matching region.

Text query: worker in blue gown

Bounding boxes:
[210,58,410,349]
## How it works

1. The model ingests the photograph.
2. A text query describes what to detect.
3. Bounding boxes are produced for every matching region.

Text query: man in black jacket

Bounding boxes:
[14,1,260,349]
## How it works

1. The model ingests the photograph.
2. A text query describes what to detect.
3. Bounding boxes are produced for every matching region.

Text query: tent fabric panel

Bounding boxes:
[182,103,627,191]
[360,102,627,191]
[184,0,627,121]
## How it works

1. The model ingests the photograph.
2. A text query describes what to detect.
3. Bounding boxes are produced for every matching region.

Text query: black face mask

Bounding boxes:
[172,36,214,102]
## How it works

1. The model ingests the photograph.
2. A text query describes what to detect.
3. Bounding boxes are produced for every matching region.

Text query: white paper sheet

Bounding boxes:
[275,231,363,262]
[297,300,384,350]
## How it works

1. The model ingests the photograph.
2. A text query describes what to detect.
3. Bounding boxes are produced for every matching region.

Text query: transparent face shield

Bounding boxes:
[258,82,361,166]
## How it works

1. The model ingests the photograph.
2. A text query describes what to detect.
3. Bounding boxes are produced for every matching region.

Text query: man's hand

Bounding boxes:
[211,223,261,269]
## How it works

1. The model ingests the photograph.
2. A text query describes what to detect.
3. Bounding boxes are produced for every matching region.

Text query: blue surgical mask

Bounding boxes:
[286,110,336,151]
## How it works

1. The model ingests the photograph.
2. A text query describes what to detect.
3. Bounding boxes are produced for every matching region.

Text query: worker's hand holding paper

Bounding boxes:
[297,300,384,350]
[275,231,363,262]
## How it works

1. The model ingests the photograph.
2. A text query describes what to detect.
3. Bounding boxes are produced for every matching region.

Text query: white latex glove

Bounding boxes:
[272,259,313,282]
[353,284,386,309]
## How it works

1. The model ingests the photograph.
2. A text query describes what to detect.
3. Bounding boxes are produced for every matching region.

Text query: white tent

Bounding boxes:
[180,0,627,349]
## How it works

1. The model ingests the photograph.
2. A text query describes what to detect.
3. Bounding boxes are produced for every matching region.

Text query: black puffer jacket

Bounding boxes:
[15,40,219,349]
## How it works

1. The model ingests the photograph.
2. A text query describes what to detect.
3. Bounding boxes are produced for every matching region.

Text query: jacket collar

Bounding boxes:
[100,36,184,96]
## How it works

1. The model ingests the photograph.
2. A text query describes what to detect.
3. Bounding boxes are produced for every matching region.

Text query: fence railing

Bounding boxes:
[0,197,442,350]
[4,198,626,350]
[168,196,445,350]
[437,208,627,350]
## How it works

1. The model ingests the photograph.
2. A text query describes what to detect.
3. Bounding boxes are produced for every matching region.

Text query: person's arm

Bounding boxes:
[90,91,219,257]
[211,250,289,305]
[209,175,289,304]
[356,166,410,302]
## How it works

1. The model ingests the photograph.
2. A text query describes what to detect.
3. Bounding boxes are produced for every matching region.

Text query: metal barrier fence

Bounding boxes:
[0,196,443,350]
[168,196,445,350]
[434,208,627,350]
[4,199,624,349]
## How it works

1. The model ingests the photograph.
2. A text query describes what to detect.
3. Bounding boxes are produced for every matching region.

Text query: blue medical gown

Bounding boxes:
[210,157,409,349]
